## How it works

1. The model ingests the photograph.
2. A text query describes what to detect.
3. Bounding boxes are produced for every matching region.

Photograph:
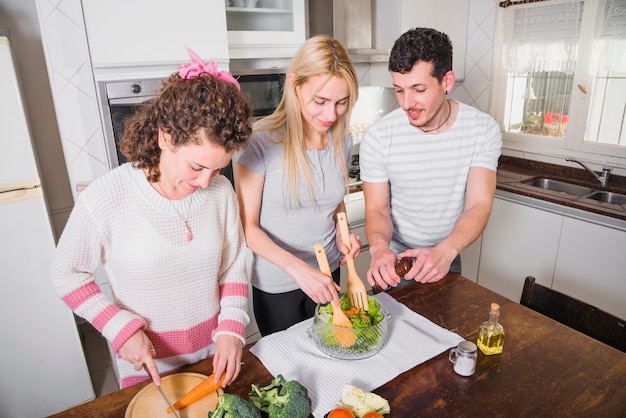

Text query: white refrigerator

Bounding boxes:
[0,31,95,416]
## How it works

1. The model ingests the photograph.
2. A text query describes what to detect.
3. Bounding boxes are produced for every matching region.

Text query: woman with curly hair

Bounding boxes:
[235,35,361,336]
[51,51,253,390]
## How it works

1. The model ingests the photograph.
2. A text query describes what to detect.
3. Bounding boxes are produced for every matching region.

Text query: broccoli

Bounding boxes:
[208,393,261,418]
[249,374,312,418]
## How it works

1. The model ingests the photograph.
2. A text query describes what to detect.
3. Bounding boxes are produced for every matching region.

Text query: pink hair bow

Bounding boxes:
[179,48,240,90]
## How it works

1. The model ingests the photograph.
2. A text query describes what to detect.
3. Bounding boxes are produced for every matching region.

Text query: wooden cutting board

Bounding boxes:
[125,372,222,418]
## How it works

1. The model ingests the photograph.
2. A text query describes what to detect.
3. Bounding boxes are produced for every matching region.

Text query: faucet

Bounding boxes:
[565,158,611,187]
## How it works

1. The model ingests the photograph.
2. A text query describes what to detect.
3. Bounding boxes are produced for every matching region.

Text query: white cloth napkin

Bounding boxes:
[249,292,464,418]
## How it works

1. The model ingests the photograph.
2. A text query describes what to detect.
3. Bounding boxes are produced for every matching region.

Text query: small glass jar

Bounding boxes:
[449,340,478,376]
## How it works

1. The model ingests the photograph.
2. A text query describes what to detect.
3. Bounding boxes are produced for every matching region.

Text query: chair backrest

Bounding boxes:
[520,276,626,353]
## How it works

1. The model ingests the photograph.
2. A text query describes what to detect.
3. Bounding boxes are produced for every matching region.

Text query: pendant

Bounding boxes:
[184,223,193,242]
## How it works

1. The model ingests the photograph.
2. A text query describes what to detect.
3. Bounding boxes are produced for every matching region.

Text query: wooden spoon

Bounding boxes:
[313,244,356,347]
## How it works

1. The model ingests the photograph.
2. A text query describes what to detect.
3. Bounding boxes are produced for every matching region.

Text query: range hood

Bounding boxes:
[308,0,389,63]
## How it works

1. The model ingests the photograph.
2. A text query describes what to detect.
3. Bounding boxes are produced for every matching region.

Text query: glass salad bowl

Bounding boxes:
[308,295,391,360]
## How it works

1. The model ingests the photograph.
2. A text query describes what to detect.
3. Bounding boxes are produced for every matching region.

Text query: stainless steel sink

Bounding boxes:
[584,191,626,205]
[521,177,595,197]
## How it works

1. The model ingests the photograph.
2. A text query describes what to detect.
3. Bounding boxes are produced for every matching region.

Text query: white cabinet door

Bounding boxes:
[553,218,626,319]
[82,1,229,68]
[244,249,261,343]
[227,0,306,58]
[461,235,481,283]
[477,197,562,302]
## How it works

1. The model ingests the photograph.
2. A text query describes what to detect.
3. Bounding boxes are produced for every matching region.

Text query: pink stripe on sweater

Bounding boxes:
[92,305,121,333]
[111,318,148,352]
[61,281,102,310]
[214,318,245,337]
[220,281,248,298]
[145,315,220,358]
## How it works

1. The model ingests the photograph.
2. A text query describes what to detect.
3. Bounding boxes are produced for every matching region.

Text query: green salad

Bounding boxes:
[317,294,385,352]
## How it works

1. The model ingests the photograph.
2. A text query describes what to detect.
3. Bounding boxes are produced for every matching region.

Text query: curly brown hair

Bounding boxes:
[389,27,453,82]
[119,73,252,182]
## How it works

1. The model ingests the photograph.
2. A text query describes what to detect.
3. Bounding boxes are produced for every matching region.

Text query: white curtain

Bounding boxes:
[503,0,583,74]
[590,0,626,76]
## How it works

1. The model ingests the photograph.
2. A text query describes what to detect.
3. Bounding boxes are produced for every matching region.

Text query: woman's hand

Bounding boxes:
[288,263,341,305]
[118,329,160,385]
[212,335,244,387]
[336,232,362,262]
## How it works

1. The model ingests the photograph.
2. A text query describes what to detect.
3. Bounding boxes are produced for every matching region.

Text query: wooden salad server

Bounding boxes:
[314,243,356,347]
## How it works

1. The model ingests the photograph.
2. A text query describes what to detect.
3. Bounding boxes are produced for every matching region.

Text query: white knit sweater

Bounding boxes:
[51,164,250,388]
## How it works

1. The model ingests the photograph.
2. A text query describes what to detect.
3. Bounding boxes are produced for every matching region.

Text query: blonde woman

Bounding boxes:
[235,35,361,336]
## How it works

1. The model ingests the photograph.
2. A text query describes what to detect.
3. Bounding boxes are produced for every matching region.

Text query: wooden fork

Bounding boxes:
[314,243,356,347]
[336,212,370,311]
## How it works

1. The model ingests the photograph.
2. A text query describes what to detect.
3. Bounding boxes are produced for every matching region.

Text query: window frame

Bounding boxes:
[490,0,626,168]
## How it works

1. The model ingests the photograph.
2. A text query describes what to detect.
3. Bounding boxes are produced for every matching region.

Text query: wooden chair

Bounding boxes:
[520,276,626,353]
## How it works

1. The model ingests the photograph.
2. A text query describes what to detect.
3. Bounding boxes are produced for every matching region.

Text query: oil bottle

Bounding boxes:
[477,303,505,355]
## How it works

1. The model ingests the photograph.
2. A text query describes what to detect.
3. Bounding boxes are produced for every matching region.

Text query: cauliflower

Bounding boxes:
[336,384,390,417]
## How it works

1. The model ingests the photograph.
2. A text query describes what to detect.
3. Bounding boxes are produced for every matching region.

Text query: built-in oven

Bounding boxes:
[96,60,288,186]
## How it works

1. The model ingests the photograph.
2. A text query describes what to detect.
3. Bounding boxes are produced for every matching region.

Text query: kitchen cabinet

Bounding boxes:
[460,236,481,283]
[553,217,626,319]
[226,0,306,59]
[477,194,626,319]
[244,249,261,343]
[477,196,562,302]
[375,0,468,81]
[81,0,229,68]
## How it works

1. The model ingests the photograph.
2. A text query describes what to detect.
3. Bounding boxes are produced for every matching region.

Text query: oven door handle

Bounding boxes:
[109,96,156,105]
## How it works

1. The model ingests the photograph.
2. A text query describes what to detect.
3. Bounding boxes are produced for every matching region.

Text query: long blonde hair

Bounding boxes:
[256,35,358,206]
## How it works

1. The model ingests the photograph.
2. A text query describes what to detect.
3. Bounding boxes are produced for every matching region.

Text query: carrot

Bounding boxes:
[343,307,360,316]
[167,372,225,412]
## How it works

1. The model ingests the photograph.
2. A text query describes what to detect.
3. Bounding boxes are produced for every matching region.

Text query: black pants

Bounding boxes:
[253,267,341,337]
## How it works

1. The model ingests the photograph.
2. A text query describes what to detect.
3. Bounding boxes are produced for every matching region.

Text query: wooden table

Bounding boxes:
[51,273,626,417]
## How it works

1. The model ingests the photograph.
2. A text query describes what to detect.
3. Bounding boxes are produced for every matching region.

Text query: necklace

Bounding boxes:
[154,181,193,242]
[419,99,452,133]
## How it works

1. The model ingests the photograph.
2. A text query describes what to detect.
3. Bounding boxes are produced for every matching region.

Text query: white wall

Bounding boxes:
[0,0,74,240]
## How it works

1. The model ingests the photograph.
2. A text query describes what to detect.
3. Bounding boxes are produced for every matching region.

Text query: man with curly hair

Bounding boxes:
[360,27,501,290]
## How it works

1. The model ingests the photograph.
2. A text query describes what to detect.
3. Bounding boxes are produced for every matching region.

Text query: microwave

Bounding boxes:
[229,58,288,120]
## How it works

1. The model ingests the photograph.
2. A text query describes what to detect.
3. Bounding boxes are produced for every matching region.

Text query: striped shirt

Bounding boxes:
[359,102,502,251]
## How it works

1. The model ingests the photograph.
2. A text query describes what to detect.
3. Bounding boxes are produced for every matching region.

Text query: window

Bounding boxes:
[492,0,626,163]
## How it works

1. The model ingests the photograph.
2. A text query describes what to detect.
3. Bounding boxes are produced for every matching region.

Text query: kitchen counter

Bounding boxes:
[51,273,626,417]
[496,156,626,224]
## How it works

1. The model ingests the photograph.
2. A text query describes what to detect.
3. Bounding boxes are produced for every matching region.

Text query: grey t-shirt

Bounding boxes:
[237,128,352,293]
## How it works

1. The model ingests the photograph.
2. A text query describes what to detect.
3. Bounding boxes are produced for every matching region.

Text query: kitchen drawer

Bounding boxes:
[345,191,364,226]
